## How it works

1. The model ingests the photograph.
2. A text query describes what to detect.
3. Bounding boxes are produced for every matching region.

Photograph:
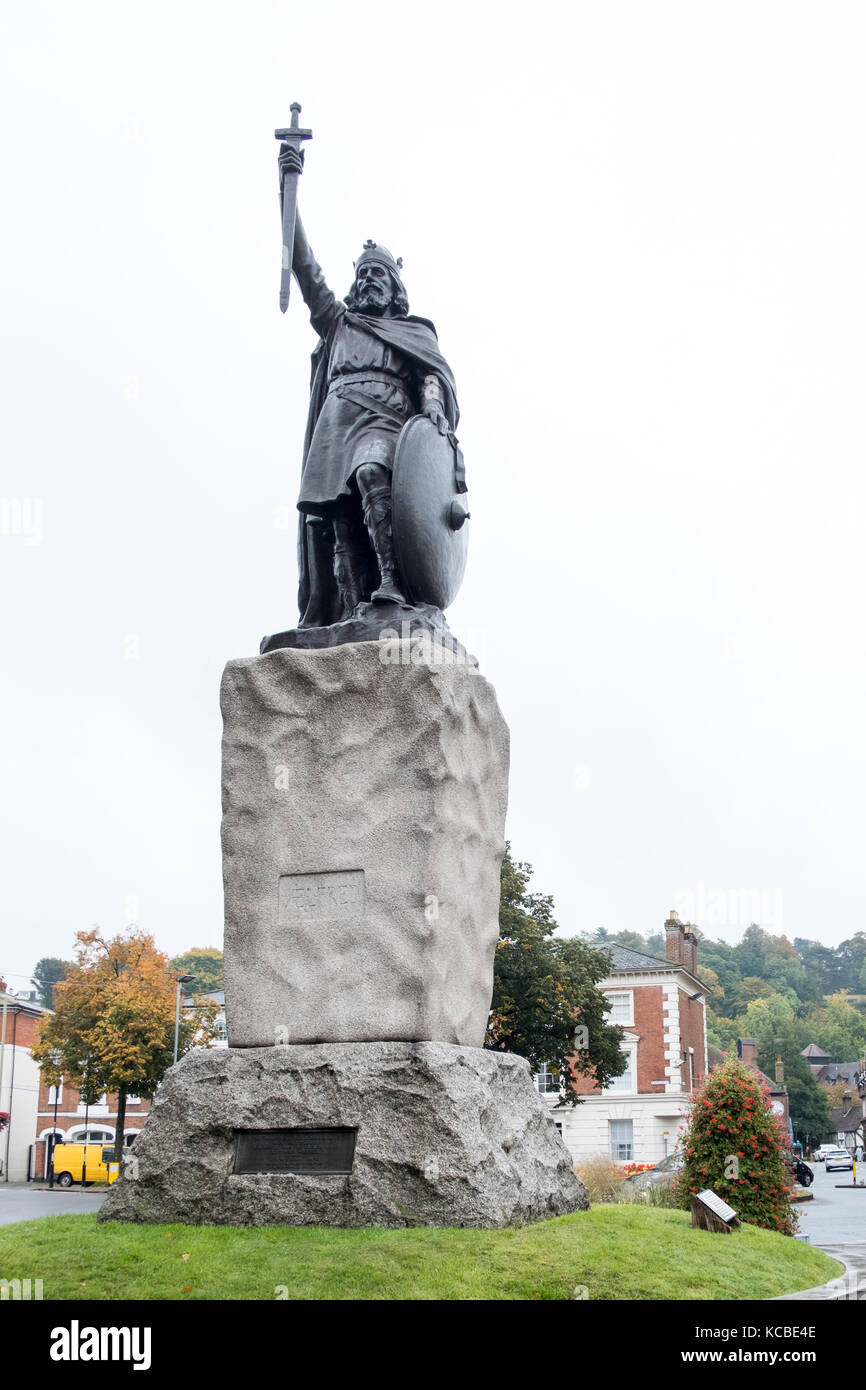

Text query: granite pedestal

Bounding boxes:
[100,640,588,1227]
[98,1043,588,1227]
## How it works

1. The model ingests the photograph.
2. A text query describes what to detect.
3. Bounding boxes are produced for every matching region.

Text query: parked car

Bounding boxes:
[789,1157,814,1187]
[618,1152,683,1193]
[823,1147,854,1173]
[813,1145,835,1162]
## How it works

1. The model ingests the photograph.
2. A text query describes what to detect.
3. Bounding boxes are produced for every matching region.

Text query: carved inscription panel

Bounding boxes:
[278,869,365,923]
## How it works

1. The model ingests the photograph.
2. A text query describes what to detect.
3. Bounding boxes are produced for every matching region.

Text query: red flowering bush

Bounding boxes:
[623,1162,655,1175]
[0,1111,8,1132]
[674,1057,796,1236]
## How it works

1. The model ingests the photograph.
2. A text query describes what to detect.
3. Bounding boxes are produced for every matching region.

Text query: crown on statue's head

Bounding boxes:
[354,239,404,275]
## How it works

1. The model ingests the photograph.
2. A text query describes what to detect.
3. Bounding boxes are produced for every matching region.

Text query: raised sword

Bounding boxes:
[274,101,312,313]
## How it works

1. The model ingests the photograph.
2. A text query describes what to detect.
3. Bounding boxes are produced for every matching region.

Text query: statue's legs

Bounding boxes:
[355,462,406,605]
[332,514,371,618]
[299,514,337,628]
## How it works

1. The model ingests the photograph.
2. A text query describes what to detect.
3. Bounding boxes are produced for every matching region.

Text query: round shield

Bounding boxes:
[391,415,469,610]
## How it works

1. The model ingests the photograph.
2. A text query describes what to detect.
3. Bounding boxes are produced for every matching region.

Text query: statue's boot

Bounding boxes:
[332,520,366,618]
[363,483,407,605]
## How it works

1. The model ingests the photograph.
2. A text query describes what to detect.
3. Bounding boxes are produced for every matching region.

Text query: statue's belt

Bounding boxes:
[329,373,466,493]
[329,374,411,427]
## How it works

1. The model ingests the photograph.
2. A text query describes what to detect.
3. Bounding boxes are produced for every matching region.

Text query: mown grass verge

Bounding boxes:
[0,1205,841,1301]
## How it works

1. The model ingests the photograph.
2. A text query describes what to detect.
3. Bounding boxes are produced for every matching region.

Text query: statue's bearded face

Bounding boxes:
[354,261,393,316]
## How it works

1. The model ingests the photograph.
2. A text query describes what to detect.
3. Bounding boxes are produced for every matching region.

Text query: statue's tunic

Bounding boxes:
[292,224,458,515]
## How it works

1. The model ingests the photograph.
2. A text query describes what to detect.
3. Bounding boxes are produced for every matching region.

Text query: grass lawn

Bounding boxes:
[0,1205,841,1301]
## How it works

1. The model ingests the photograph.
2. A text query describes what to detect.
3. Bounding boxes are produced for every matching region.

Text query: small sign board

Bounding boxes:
[691,1188,740,1233]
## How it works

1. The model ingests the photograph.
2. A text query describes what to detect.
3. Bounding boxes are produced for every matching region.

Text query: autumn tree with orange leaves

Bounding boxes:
[33,929,219,1161]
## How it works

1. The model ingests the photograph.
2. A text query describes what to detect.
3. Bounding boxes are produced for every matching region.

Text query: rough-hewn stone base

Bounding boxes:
[98,1043,589,1228]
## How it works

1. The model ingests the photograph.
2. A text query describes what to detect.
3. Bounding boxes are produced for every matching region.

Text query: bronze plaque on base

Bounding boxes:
[234,1127,357,1175]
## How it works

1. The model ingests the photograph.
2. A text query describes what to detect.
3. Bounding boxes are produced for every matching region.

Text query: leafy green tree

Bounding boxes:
[742,993,801,1049]
[804,991,866,1060]
[734,925,773,979]
[675,1057,796,1235]
[696,965,723,1002]
[764,952,821,1005]
[171,947,223,996]
[753,1041,829,1150]
[487,849,626,1104]
[836,934,866,991]
[31,957,73,1009]
[706,1016,738,1053]
[739,975,776,1004]
[794,938,846,995]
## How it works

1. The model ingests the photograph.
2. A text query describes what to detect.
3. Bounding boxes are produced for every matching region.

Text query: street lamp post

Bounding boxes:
[173,975,193,1065]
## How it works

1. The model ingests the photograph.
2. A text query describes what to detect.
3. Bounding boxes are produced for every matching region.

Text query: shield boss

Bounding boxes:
[391,415,469,610]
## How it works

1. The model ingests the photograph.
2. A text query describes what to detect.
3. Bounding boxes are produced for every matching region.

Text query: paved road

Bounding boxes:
[0,1183,108,1226]
[796,1161,866,1246]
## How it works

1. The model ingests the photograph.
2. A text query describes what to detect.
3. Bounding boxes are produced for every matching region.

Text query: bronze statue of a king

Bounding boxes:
[261,106,469,654]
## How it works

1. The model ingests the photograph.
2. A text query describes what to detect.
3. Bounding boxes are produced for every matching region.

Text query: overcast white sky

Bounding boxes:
[2,1,864,991]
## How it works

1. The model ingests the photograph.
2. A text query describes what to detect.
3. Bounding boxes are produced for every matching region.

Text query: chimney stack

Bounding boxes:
[682,922,698,976]
[775,1055,784,1084]
[737,1038,759,1069]
[665,910,683,965]
[665,911,698,974]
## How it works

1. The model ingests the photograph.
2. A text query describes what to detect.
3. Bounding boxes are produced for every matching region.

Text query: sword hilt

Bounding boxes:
[275,99,313,149]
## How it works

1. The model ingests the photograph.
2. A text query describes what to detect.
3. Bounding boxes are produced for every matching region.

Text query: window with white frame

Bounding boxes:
[77,1093,109,1115]
[604,990,634,1027]
[47,1080,63,1106]
[126,1094,141,1105]
[603,1045,636,1094]
[609,1120,633,1162]
[535,1061,561,1094]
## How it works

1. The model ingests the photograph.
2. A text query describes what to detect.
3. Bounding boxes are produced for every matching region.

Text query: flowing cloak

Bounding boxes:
[292,229,460,626]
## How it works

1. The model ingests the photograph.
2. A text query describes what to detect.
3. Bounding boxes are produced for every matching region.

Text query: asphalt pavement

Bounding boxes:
[0,1183,109,1226]
[795,1160,866,1246]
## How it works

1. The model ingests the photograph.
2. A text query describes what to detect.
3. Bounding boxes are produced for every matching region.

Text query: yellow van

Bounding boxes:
[52,1143,120,1187]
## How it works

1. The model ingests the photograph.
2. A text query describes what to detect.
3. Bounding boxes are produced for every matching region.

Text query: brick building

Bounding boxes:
[34,1074,151,1182]
[538,912,710,1166]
